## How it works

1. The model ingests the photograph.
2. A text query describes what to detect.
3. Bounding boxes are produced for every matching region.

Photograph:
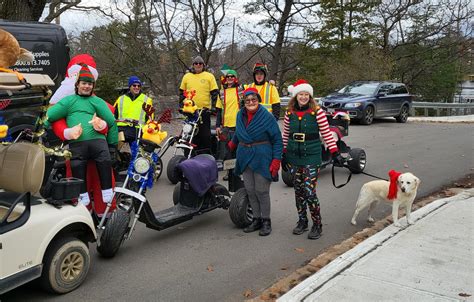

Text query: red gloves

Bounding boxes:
[269,159,281,177]
[227,140,237,152]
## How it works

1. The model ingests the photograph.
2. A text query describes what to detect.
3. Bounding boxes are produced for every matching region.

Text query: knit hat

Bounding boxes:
[253,63,267,76]
[128,76,142,87]
[387,169,402,200]
[243,87,258,97]
[192,56,205,64]
[287,79,313,97]
[76,64,95,83]
[225,69,237,77]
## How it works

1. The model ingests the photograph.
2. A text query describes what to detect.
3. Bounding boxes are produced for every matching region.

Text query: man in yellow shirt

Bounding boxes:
[178,56,219,153]
[244,63,281,120]
[114,76,154,143]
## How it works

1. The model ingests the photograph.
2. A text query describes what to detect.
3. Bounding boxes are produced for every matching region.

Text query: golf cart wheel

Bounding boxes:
[167,155,186,184]
[360,106,374,125]
[154,157,164,181]
[172,182,181,205]
[281,169,294,187]
[229,188,253,228]
[395,105,409,123]
[40,237,90,294]
[347,148,367,174]
[97,209,130,258]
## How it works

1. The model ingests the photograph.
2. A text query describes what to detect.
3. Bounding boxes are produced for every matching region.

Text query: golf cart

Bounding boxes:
[0,72,96,295]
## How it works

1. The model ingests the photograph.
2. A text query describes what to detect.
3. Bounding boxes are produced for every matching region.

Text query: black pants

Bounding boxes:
[69,139,112,194]
[217,127,235,160]
[192,110,211,154]
[118,126,139,143]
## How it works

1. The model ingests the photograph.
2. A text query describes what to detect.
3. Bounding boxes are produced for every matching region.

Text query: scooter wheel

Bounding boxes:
[96,209,130,258]
[281,169,294,187]
[154,157,163,181]
[167,155,186,184]
[347,148,367,174]
[172,182,181,205]
[229,188,253,228]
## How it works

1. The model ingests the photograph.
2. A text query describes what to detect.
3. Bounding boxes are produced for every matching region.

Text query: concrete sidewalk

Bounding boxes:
[408,114,474,123]
[278,189,474,302]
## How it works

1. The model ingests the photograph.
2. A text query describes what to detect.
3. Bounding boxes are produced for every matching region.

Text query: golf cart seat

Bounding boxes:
[0,142,45,226]
[177,154,218,197]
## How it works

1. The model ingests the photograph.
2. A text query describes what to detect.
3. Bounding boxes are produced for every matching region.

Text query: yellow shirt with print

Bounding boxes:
[179,71,218,109]
[244,82,280,112]
[216,86,240,128]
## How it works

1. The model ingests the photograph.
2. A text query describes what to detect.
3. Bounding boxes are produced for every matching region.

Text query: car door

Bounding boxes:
[390,84,410,115]
[374,83,394,117]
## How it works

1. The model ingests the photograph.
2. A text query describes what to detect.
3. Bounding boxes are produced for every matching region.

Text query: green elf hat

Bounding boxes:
[77,63,95,83]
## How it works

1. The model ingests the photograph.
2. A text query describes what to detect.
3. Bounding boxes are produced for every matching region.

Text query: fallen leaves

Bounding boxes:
[294,248,305,253]
[207,265,214,272]
[243,289,253,298]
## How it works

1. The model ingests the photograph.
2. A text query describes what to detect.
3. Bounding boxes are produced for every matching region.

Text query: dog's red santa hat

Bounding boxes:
[387,169,402,200]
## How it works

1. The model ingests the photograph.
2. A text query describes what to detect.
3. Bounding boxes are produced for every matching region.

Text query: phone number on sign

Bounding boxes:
[15,59,51,66]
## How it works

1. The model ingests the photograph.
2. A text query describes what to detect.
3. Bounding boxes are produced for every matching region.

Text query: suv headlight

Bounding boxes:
[344,102,362,108]
[134,157,150,174]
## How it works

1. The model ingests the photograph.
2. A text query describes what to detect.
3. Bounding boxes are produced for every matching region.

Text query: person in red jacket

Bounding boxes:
[49,54,116,218]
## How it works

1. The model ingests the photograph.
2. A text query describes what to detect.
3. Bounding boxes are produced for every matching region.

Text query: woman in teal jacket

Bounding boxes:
[228,87,282,236]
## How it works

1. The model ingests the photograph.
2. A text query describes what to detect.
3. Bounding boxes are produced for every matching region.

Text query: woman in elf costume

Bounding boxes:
[45,63,118,208]
[228,87,282,236]
[282,79,345,240]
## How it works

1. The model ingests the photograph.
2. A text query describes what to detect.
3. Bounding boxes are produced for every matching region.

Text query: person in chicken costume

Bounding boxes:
[48,54,117,217]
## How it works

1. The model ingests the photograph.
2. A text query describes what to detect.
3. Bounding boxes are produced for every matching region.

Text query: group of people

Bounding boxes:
[180,56,345,240]
[44,53,344,240]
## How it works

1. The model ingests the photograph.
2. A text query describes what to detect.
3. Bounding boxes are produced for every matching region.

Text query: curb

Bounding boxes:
[277,188,474,302]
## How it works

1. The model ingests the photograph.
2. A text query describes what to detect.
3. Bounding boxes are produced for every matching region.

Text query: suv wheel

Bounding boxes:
[360,106,374,125]
[40,237,90,294]
[395,105,409,123]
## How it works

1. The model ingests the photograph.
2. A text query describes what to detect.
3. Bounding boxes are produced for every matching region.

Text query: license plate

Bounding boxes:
[223,159,236,170]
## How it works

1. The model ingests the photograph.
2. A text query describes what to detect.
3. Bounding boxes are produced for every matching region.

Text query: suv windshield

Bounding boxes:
[338,83,379,96]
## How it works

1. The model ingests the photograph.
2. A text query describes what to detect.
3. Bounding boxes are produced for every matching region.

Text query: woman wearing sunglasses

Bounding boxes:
[227,87,283,236]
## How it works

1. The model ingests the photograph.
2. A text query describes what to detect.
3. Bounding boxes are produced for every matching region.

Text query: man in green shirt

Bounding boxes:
[45,64,118,206]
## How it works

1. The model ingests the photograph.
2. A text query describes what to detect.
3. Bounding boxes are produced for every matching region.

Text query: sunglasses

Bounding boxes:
[131,84,141,88]
[193,62,204,65]
[226,75,235,78]
[244,97,259,104]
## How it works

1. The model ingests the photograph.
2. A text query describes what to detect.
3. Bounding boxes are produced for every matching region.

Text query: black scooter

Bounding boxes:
[96,117,245,258]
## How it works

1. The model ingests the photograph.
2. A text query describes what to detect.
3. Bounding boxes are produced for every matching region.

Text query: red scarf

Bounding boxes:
[245,106,258,127]
[387,169,402,200]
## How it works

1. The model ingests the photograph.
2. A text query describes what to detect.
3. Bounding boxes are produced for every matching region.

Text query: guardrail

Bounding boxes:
[280,97,474,116]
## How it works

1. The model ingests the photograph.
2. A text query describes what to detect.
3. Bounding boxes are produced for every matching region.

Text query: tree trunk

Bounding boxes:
[269,0,293,81]
[0,0,47,21]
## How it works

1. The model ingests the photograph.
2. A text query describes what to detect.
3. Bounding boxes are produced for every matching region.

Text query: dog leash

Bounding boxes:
[332,165,388,189]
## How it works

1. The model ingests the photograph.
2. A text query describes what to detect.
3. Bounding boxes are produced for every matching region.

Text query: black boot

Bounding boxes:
[259,218,272,236]
[292,218,308,235]
[244,218,262,233]
[308,223,322,240]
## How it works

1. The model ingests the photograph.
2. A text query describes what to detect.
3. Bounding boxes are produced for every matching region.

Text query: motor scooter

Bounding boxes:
[96,114,245,258]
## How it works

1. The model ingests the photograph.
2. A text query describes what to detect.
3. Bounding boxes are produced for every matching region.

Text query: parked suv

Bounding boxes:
[320,81,413,125]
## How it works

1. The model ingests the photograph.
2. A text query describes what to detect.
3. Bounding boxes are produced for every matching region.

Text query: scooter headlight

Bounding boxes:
[182,124,193,135]
[133,157,150,174]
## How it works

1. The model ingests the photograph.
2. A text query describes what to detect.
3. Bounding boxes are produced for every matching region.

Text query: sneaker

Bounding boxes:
[308,224,322,240]
[292,219,308,235]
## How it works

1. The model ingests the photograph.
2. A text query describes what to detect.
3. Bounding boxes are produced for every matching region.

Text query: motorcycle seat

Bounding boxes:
[177,154,218,196]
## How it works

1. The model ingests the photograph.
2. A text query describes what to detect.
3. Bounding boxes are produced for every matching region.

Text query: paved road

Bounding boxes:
[2,118,473,301]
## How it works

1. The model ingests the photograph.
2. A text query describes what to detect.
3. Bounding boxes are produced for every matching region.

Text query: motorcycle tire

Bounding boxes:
[96,209,130,258]
[228,188,253,228]
[172,182,181,205]
[347,148,367,174]
[154,157,163,181]
[281,169,294,187]
[166,155,186,184]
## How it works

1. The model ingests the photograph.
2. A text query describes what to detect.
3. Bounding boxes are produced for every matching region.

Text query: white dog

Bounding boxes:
[351,172,420,227]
